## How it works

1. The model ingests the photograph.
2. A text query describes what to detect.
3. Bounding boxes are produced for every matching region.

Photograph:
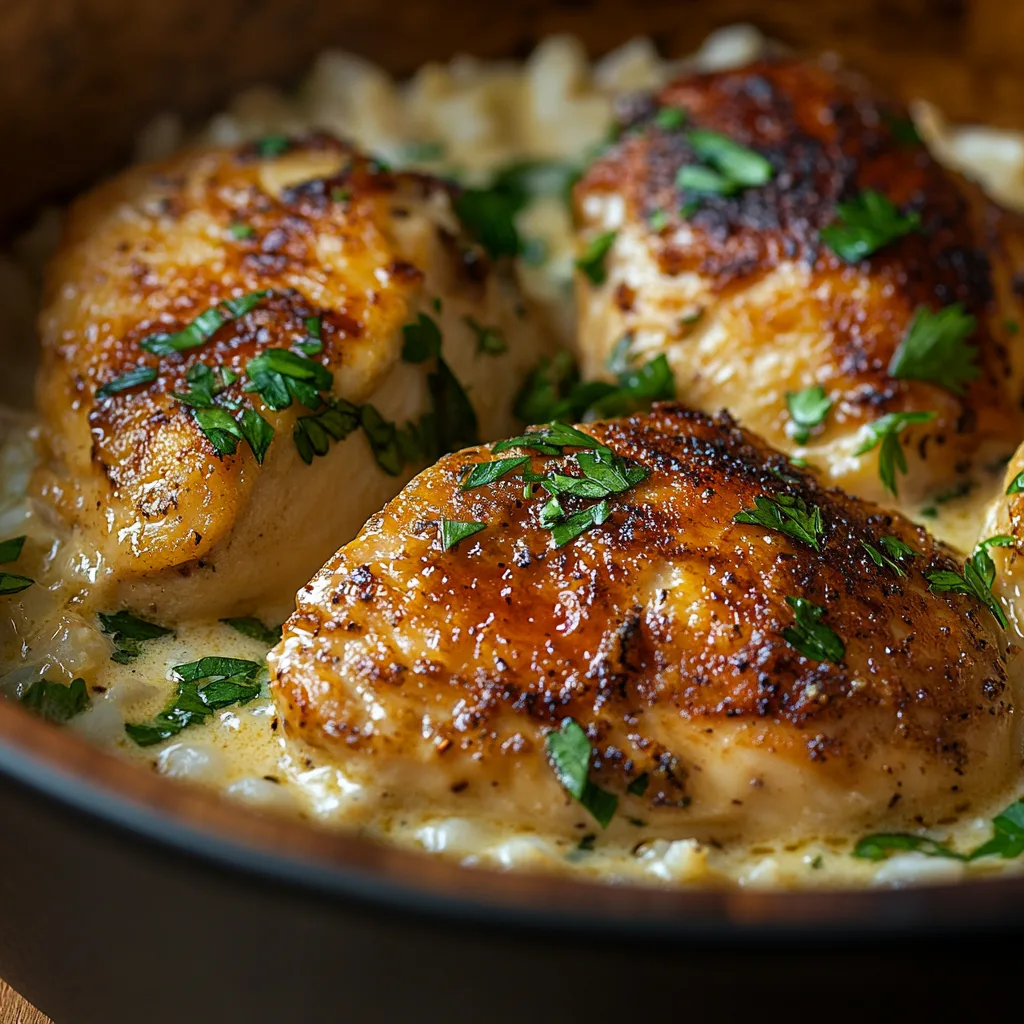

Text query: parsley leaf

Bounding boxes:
[0,536,25,563]
[293,398,360,464]
[423,358,479,458]
[256,135,290,158]
[96,365,157,399]
[627,773,649,796]
[677,164,735,195]
[296,315,323,356]
[546,718,618,828]
[654,106,687,131]
[925,535,1012,629]
[460,456,530,491]
[854,798,1024,864]
[687,128,773,189]
[820,189,920,262]
[438,520,486,551]
[98,611,174,664]
[172,362,237,408]
[464,316,507,356]
[1007,470,1024,496]
[229,222,254,240]
[401,313,443,363]
[0,535,32,595]
[733,494,824,551]
[786,386,832,444]
[359,404,421,476]
[140,290,272,355]
[854,411,936,497]
[125,657,263,747]
[453,188,520,258]
[221,617,282,646]
[853,833,962,862]
[576,231,618,286]
[19,678,90,725]
[245,348,332,412]
[861,535,919,578]
[549,500,611,548]
[782,595,845,663]
[888,303,979,396]
[193,407,275,464]
[494,422,605,456]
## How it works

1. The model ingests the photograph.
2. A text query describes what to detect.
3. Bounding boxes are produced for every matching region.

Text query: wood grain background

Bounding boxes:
[0,980,48,1024]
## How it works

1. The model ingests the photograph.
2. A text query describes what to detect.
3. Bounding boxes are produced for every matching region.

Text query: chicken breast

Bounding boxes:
[574,59,1024,511]
[270,406,1018,847]
[34,134,546,622]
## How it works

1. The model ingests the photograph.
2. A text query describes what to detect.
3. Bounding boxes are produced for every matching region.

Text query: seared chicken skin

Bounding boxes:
[35,134,545,621]
[575,59,1024,510]
[271,406,1018,845]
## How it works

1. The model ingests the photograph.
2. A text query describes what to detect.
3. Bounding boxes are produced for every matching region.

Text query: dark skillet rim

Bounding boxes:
[3,699,1024,944]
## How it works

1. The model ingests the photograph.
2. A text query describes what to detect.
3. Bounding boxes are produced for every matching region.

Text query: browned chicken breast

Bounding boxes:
[270,406,1018,846]
[35,134,546,621]
[574,59,1024,511]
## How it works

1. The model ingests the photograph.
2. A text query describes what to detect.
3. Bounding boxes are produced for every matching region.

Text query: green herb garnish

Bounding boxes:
[401,313,443,363]
[627,773,649,797]
[464,316,507,356]
[19,678,90,724]
[140,290,271,355]
[648,209,669,232]
[0,535,32,596]
[677,128,773,197]
[654,106,687,131]
[1007,470,1024,496]
[98,611,174,664]
[194,407,275,464]
[96,365,157,399]
[293,398,360,465]
[453,188,521,259]
[245,348,332,412]
[854,410,937,497]
[546,717,618,828]
[576,231,617,286]
[820,189,920,262]
[782,596,845,664]
[925,535,1013,629]
[221,617,282,647]
[256,135,289,158]
[229,222,254,240]
[438,519,486,551]
[171,362,237,408]
[786,385,832,444]
[733,494,825,551]
[125,657,263,747]
[861,536,919,578]
[855,798,1024,863]
[460,456,531,491]
[296,315,323,356]
[888,303,979,395]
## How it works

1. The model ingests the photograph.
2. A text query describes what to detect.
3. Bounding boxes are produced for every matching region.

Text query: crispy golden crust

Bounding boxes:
[575,59,1024,508]
[271,406,1018,842]
[35,134,546,618]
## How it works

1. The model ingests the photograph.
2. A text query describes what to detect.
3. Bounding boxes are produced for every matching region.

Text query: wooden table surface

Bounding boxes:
[0,981,49,1024]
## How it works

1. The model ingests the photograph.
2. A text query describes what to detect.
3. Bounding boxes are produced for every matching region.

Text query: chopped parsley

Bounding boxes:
[401,313,443,363]
[125,657,264,747]
[548,500,611,548]
[820,189,920,262]
[245,348,332,411]
[855,798,1024,863]
[576,230,617,285]
[513,346,674,425]
[786,385,832,444]
[464,316,507,356]
[96,365,157,399]
[648,209,669,232]
[733,494,824,551]
[627,773,649,797]
[460,456,530,491]
[255,135,290,158]
[1007,470,1024,496]
[925,534,1013,629]
[888,303,979,395]
[140,290,271,355]
[677,128,773,197]
[19,678,90,724]
[296,315,323,355]
[221,617,282,646]
[98,611,174,664]
[546,717,618,828]
[453,188,521,259]
[359,405,422,477]
[861,536,919,578]
[172,362,238,408]
[194,407,274,464]
[229,222,254,240]
[293,399,360,465]
[654,106,687,131]
[0,535,32,595]
[399,140,446,162]
[854,410,937,497]
[782,596,845,663]
[439,519,486,551]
